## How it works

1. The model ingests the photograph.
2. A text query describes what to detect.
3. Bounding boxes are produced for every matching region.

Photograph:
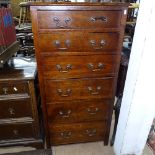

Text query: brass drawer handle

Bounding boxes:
[85,129,97,137]
[2,87,8,95]
[87,107,99,115]
[90,40,106,50]
[56,64,72,73]
[60,131,72,138]
[90,16,107,22]
[8,107,15,115]
[54,40,71,50]
[53,17,71,28]
[13,129,19,136]
[57,89,72,97]
[13,87,18,92]
[88,86,101,95]
[59,110,71,118]
[2,87,18,95]
[87,63,104,72]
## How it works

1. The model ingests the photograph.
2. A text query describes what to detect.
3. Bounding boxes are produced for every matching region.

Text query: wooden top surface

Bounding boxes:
[30,2,129,7]
[0,57,37,81]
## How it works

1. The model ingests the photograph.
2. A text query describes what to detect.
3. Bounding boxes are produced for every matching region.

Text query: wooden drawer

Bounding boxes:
[0,81,29,96]
[38,32,119,53]
[42,54,120,79]
[0,123,36,140]
[0,97,32,119]
[47,99,112,124]
[49,122,106,145]
[45,78,115,102]
[37,10,122,30]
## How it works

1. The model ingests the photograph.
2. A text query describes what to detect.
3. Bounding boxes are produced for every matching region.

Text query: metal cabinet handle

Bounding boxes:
[57,89,72,97]
[13,129,19,136]
[85,129,97,137]
[59,110,71,118]
[87,107,99,115]
[13,87,18,92]
[90,40,106,50]
[2,87,8,95]
[88,86,101,95]
[56,64,72,73]
[87,63,104,72]
[90,16,107,22]
[53,17,71,28]
[60,131,72,138]
[8,107,15,115]
[54,40,71,50]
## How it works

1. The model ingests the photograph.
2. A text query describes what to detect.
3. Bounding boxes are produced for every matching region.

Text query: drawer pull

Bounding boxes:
[87,107,99,115]
[56,64,72,73]
[13,87,18,92]
[87,63,104,72]
[85,129,97,137]
[88,86,101,95]
[90,16,107,22]
[53,17,71,28]
[90,40,106,50]
[13,129,19,136]
[54,40,71,50]
[2,87,8,95]
[57,89,72,97]
[60,131,72,138]
[59,110,71,118]
[8,108,15,115]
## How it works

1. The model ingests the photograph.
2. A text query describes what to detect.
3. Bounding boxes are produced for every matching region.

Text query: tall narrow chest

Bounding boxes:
[31,2,128,147]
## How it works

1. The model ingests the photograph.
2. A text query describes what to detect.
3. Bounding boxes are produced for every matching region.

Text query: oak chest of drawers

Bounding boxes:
[0,58,43,148]
[31,2,128,147]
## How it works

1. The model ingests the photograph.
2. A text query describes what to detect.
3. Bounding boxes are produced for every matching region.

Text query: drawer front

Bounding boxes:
[0,123,35,140]
[42,54,119,79]
[0,81,29,96]
[38,32,119,53]
[37,11,122,29]
[47,100,112,124]
[47,102,77,124]
[45,78,115,102]
[0,98,32,119]
[49,122,106,145]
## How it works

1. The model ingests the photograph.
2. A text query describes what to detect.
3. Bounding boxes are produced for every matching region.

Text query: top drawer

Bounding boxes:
[0,81,29,96]
[37,11,122,30]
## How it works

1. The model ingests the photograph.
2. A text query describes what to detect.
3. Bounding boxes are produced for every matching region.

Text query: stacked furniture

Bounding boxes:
[31,2,128,147]
[0,57,43,148]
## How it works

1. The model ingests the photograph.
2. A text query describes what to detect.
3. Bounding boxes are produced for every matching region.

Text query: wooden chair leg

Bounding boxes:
[25,7,29,24]
[19,7,23,27]
[22,7,26,25]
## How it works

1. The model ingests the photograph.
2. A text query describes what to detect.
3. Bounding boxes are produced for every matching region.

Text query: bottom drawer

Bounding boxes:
[49,122,106,145]
[0,123,36,140]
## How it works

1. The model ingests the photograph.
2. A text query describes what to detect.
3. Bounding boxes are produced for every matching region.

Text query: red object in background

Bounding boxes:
[0,8,16,47]
[0,9,5,46]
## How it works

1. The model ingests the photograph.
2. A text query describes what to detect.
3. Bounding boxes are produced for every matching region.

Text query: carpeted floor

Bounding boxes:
[147,118,155,154]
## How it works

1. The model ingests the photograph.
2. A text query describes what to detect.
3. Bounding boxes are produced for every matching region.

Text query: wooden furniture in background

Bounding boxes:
[18,0,43,27]
[0,41,19,68]
[0,57,43,148]
[31,2,128,147]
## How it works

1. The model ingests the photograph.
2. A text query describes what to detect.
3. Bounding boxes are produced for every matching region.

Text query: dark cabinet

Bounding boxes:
[0,58,43,148]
